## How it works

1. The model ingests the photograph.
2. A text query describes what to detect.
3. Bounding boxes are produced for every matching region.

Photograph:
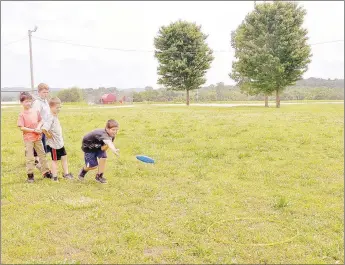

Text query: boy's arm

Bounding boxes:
[103,139,120,156]
[19,127,40,133]
[41,115,53,138]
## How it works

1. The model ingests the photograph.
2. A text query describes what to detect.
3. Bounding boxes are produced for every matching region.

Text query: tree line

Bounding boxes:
[132,83,344,103]
[153,1,313,107]
[1,77,343,103]
[48,79,345,103]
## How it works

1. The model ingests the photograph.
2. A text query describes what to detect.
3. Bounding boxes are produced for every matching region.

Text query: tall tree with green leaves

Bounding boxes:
[154,20,214,105]
[230,1,312,108]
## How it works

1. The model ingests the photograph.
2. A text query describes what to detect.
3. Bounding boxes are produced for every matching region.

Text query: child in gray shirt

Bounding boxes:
[41,97,73,182]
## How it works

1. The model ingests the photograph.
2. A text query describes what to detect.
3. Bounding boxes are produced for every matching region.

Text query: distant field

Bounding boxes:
[1,103,344,264]
[1,99,344,105]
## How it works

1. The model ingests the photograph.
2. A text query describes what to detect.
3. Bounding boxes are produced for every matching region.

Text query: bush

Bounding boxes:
[57,87,82,103]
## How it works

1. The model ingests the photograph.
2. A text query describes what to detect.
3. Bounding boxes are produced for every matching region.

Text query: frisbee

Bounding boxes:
[136,155,155,164]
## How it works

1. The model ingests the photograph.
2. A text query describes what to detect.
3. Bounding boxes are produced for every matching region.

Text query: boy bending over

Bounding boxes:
[78,120,120,184]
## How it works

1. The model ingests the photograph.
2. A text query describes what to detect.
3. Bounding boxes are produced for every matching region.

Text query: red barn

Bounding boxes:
[100,93,116,104]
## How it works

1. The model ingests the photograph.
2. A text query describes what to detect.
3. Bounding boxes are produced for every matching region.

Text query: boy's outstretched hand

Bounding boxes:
[102,140,120,157]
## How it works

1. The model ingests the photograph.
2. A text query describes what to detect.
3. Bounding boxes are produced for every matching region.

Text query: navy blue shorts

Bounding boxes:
[84,150,107,168]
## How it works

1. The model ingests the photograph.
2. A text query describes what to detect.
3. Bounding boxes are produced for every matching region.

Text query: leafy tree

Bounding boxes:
[133,92,143,102]
[230,1,312,107]
[154,20,214,105]
[57,87,82,103]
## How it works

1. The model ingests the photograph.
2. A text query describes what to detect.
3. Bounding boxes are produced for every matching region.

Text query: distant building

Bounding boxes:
[100,93,116,104]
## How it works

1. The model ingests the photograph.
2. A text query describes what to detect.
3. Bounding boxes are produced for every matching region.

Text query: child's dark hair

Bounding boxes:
[19,92,33,102]
[106,119,119,129]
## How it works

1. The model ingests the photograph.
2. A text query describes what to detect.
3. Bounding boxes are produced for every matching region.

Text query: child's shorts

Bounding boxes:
[84,150,107,168]
[47,145,67,161]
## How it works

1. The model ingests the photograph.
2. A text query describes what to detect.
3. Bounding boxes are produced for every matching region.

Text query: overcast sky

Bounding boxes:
[1,1,344,89]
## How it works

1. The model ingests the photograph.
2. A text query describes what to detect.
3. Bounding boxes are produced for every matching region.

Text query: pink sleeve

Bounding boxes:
[17,113,24,127]
[37,111,42,122]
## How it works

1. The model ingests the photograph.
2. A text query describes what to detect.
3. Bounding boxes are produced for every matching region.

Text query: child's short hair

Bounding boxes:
[106,119,119,129]
[49,97,61,107]
[19,92,33,102]
[38,83,49,92]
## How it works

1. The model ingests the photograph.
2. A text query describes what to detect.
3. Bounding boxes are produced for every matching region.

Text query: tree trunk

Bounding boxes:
[276,90,280,108]
[264,95,269,107]
[186,90,190,106]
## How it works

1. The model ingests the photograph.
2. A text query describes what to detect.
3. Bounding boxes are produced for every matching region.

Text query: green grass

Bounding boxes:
[1,103,344,264]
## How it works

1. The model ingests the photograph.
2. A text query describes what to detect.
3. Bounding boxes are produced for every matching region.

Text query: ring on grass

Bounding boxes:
[207,217,299,246]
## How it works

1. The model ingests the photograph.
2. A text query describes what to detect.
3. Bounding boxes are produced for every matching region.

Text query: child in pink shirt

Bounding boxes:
[17,92,53,183]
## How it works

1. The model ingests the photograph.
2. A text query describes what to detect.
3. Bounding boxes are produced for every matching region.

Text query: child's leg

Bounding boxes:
[98,158,106,175]
[33,148,38,161]
[95,151,108,183]
[60,154,74,179]
[34,134,47,163]
[34,140,50,175]
[78,152,97,180]
[49,146,66,181]
[78,166,97,180]
[25,141,35,175]
[51,160,58,178]
[61,155,69,175]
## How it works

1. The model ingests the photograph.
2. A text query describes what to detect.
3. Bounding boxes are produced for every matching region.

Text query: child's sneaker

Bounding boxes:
[63,173,74,180]
[27,173,34,183]
[78,168,87,181]
[95,174,107,184]
[52,176,58,182]
[43,171,53,179]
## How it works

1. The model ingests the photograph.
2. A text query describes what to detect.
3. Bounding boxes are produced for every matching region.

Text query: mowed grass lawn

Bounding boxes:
[1,103,344,264]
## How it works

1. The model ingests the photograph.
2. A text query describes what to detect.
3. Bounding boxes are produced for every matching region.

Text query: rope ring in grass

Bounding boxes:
[207,217,299,246]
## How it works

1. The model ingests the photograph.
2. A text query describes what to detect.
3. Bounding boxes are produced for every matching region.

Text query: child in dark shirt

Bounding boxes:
[78,119,120,184]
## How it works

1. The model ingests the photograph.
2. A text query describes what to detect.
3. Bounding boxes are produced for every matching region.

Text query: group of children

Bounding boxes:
[17,83,120,184]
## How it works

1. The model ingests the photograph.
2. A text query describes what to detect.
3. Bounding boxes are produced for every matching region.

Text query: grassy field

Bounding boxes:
[1,103,344,264]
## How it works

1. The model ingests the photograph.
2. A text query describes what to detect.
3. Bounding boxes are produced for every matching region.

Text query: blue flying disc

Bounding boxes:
[136,155,155,164]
